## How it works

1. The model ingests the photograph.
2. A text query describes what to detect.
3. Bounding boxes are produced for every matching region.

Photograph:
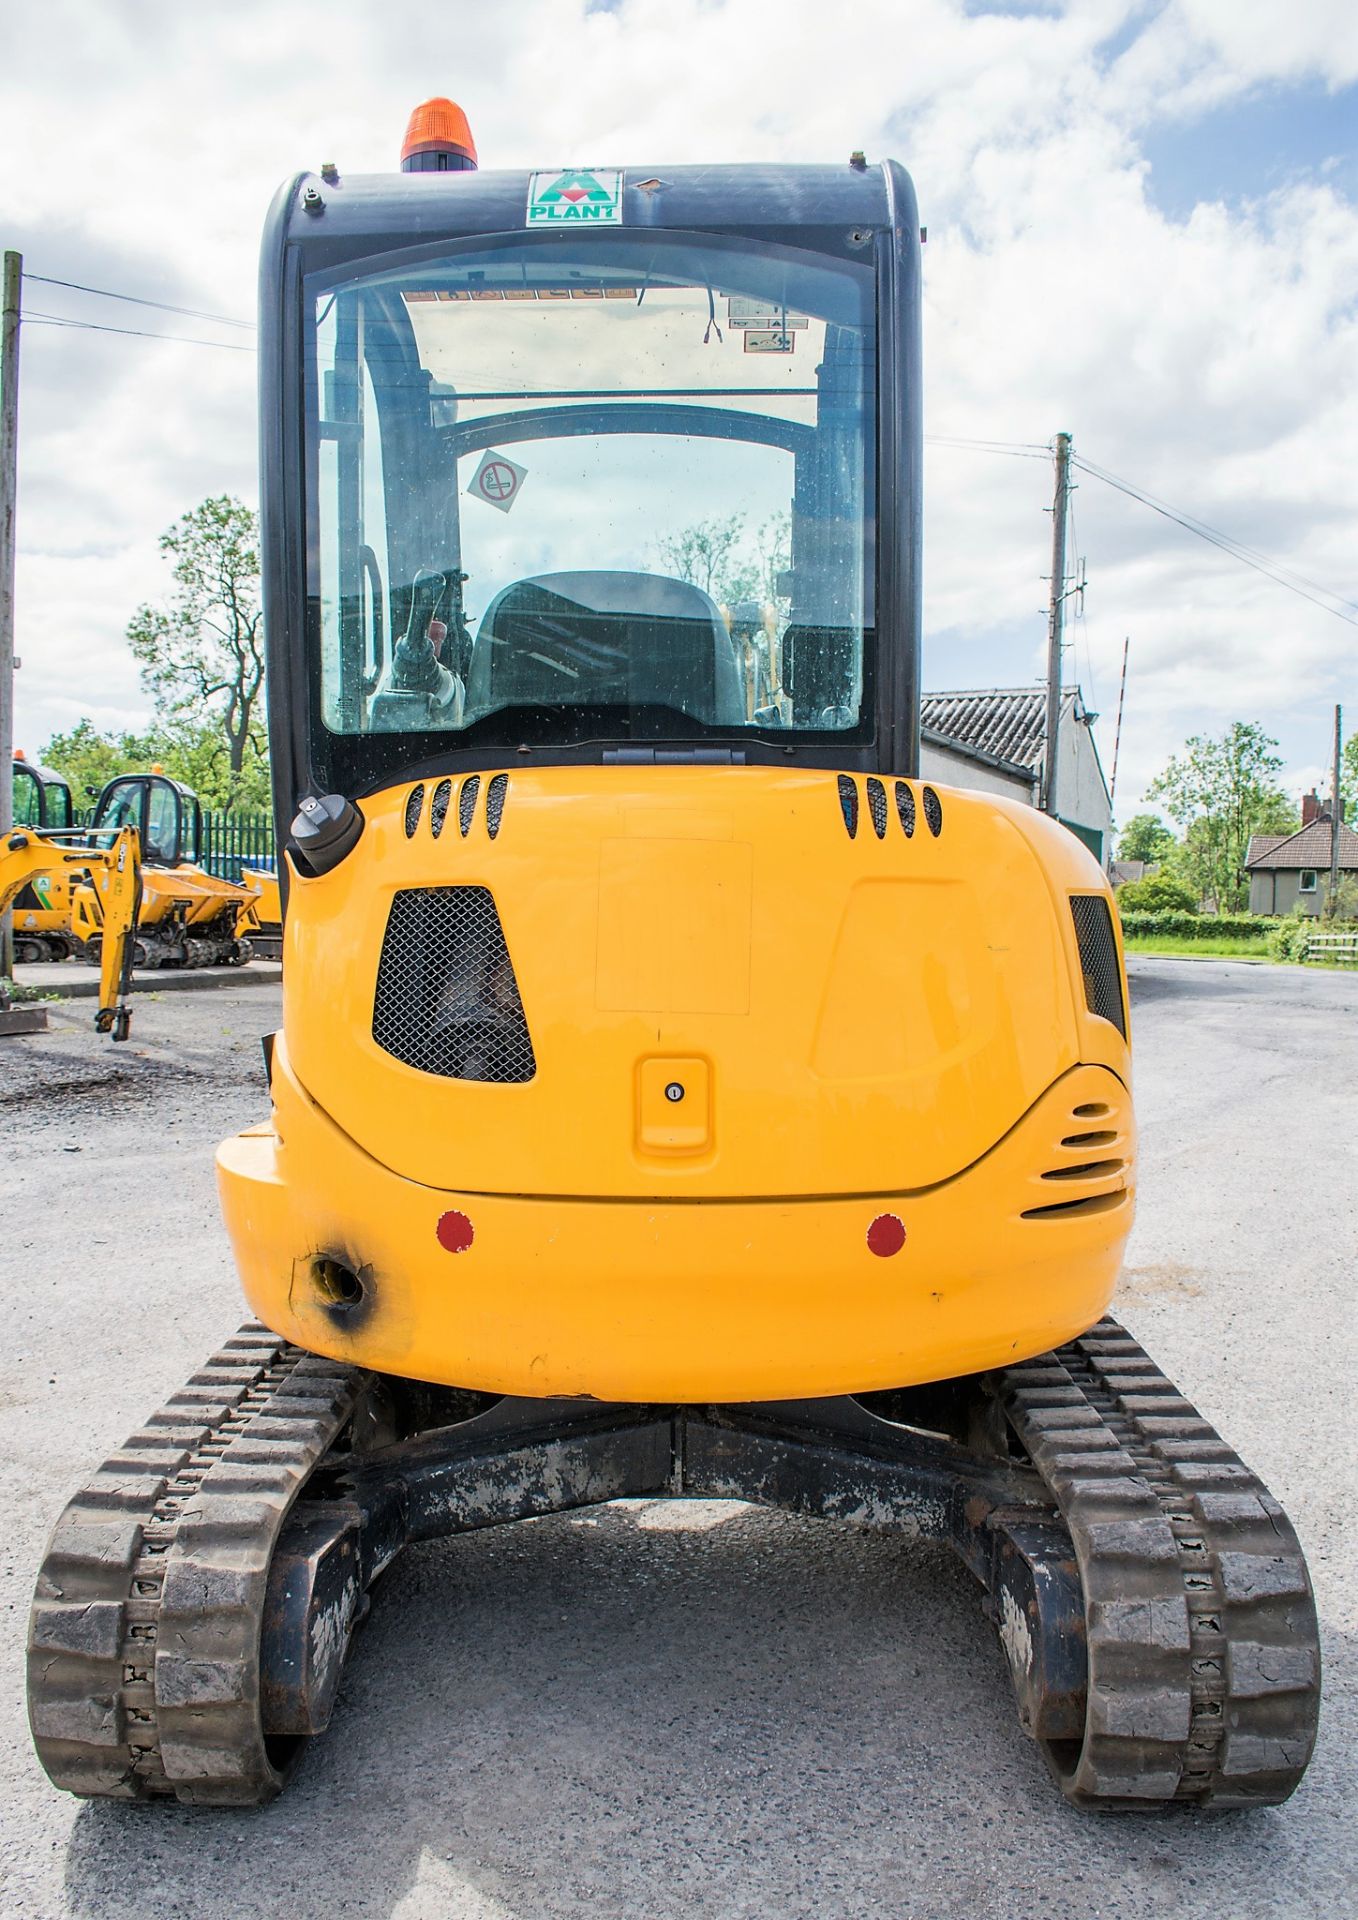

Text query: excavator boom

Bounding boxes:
[1,827,141,1038]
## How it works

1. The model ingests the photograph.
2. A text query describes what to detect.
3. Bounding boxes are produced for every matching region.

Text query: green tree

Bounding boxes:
[1115,872,1199,914]
[1147,723,1296,913]
[655,515,747,601]
[1343,731,1358,824]
[39,719,156,800]
[1116,812,1177,865]
[40,717,271,812]
[126,495,267,806]
[655,511,792,611]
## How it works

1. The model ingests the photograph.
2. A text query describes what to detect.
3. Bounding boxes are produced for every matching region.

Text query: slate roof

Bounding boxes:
[922,687,1045,770]
[1245,819,1358,871]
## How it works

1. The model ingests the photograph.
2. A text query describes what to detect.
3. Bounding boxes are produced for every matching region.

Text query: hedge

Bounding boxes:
[1117,911,1273,941]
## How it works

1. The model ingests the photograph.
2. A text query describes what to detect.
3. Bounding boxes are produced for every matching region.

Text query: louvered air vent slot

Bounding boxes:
[1040,1159,1124,1183]
[404,784,425,836]
[1021,1191,1127,1222]
[895,781,916,838]
[372,886,536,1083]
[866,777,887,838]
[458,775,480,837]
[922,786,943,836]
[429,778,451,838]
[486,772,508,839]
[1070,895,1127,1038]
[837,775,858,838]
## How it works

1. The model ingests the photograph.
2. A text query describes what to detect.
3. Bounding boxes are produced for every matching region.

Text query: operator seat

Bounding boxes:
[466,571,743,726]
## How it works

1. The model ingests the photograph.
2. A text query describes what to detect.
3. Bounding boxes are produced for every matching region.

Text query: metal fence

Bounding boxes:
[200,810,276,883]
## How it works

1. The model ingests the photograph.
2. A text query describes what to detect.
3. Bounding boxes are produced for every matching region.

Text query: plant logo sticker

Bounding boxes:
[526,168,624,227]
[466,449,528,514]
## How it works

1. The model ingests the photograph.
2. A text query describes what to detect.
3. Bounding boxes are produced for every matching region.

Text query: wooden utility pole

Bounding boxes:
[0,251,22,980]
[1328,703,1343,918]
[1040,430,1072,816]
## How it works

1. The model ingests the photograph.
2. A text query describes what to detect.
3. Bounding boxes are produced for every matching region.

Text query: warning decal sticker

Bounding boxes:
[526,168,624,227]
[466,449,528,513]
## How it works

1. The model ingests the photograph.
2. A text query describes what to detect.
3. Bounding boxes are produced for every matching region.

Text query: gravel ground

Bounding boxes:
[1,960,1354,1920]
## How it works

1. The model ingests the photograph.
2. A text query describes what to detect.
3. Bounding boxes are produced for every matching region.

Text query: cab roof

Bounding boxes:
[267,161,910,266]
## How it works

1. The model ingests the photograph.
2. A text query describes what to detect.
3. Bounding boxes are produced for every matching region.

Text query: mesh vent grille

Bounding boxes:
[895,781,915,838]
[837,775,858,838]
[458,775,480,837]
[404,785,425,836]
[866,777,887,839]
[1070,894,1126,1038]
[430,778,451,838]
[486,773,508,839]
[922,786,943,837]
[372,887,536,1083]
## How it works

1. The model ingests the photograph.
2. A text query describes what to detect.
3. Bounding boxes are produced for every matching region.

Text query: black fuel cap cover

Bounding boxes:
[290,792,363,877]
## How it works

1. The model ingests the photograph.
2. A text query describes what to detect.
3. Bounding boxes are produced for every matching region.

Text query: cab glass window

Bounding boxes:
[145,783,179,865]
[307,234,876,750]
[13,764,41,826]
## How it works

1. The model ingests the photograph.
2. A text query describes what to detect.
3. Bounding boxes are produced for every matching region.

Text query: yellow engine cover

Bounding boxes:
[217,769,1135,1400]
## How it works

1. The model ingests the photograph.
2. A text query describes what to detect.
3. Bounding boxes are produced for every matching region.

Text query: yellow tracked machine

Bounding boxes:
[28,101,1320,1811]
[72,770,255,970]
[8,754,80,962]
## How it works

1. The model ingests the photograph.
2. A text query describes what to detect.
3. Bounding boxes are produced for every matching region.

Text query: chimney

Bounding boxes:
[1301,790,1324,826]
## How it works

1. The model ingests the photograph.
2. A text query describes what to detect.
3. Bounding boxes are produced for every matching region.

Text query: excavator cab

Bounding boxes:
[12,753,74,831]
[91,771,201,868]
[27,116,1320,1816]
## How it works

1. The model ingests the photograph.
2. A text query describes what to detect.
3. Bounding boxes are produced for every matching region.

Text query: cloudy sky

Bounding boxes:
[2,0,1356,816]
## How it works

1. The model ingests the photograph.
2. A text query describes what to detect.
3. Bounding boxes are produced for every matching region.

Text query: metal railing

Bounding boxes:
[199,810,276,884]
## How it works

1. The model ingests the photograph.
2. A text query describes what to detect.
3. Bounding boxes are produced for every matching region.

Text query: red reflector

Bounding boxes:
[436,1209,475,1254]
[867,1213,906,1258]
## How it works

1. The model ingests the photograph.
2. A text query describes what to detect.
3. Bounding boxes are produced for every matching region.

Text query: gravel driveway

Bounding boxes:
[2,959,1353,1919]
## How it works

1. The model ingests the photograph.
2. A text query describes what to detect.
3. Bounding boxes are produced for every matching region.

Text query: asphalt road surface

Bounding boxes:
[2,959,1354,1919]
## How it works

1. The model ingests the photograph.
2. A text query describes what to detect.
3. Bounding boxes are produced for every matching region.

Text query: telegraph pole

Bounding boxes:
[1329,703,1343,918]
[0,251,22,980]
[1040,430,1072,816]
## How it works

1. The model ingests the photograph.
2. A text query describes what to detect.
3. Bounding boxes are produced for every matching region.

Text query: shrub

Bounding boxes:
[1115,873,1199,914]
[1268,913,1311,962]
[1117,911,1271,942]
[1268,915,1358,962]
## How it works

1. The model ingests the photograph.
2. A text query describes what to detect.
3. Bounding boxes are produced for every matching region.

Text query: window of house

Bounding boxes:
[1299,870,1318,893]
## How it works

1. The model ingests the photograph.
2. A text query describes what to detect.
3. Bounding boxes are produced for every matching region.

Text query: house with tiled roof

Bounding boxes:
[919,685,1115,865]
[1246,794,1358,916]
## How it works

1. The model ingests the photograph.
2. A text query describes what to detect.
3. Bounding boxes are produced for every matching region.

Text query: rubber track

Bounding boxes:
[28,1325,364,1807]
[1000,1316,1320,1808]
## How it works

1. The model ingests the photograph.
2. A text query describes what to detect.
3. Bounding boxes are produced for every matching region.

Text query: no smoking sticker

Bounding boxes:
[466,449,528,513]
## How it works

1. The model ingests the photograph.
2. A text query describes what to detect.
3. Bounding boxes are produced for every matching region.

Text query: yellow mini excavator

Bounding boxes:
[71,770,254,970]
[1,823,140,1036]
[28,102,1320,1812]
[9,754,80,963]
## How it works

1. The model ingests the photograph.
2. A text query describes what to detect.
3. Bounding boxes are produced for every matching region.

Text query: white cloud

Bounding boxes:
[2,0,1354,816]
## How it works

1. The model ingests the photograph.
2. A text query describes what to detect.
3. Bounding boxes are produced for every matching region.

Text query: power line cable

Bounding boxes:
[1073,453,1358,627]
[23,312,254,353]
[22,272,253,330]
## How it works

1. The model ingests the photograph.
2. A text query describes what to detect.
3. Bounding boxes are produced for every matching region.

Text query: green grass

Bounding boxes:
[1123,934,1273,960]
